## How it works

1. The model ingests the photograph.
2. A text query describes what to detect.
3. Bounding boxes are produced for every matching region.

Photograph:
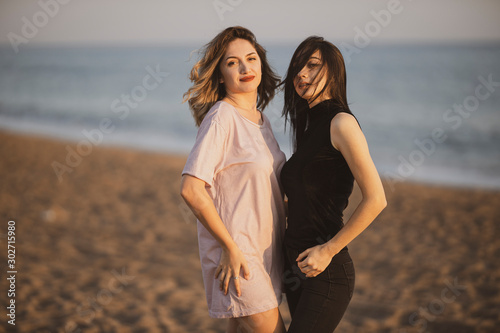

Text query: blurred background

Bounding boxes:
[1,1,499,332]
[1,0,499,187]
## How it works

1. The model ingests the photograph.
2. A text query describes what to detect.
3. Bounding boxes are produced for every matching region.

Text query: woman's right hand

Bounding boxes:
[215,245,250,297]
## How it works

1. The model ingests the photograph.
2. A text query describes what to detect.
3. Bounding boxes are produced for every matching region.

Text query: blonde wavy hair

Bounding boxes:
[183,26,280,126]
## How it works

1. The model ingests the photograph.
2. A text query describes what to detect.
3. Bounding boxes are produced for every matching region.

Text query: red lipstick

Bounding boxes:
[240,75,255,82]
[297,81,309,89]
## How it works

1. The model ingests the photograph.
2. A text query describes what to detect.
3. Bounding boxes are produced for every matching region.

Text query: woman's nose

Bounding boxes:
[240,63,249,74]
[297,68,307,78]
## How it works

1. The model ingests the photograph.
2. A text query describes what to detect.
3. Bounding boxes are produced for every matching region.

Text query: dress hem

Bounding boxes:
[208,296,283,319]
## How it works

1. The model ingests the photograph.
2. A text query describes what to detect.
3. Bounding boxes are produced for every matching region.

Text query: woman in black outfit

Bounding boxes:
[280,37,387,332]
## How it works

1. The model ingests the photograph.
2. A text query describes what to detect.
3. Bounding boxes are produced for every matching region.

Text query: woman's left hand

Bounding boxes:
[296,244,333,278]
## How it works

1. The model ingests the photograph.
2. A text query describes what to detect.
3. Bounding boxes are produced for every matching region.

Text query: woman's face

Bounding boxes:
[219,38,262,96]
[294,50,330,104]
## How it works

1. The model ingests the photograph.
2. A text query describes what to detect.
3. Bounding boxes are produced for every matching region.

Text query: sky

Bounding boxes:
[1,0,500,47]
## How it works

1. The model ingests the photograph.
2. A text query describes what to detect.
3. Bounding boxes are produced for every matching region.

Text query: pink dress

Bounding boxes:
[182,101,286,318]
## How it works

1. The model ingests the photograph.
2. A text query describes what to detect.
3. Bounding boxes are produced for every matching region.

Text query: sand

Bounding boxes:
[1,131,499,333]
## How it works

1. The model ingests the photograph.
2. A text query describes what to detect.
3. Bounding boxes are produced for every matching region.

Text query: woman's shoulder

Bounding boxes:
[331,110,356,122]
[201,101,237,128]
[330,112,359,131]
[326,102,360,129]
[329,111,362,148]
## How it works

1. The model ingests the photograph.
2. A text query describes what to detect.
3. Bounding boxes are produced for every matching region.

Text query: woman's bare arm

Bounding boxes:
[297,113,387,277]
[180,175,250,296]
[324,113,387,256]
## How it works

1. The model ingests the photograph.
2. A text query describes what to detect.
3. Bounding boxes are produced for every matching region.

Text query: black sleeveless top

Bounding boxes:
[280,99,358,251]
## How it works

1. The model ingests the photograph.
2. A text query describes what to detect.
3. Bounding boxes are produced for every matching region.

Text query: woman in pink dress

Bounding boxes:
[180,26,286,332]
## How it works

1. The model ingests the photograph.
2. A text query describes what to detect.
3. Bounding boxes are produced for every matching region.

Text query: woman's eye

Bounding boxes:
[227,61,236,66]
[248,57,257,61]
[307,62,320,69]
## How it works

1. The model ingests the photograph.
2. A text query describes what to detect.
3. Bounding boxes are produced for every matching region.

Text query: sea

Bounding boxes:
[1,43,499,189]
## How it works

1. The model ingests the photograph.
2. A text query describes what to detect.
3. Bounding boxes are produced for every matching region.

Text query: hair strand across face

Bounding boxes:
[280,36,350,151]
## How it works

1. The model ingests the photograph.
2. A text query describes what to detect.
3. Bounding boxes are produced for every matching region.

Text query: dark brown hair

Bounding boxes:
[183,26,280,126]
[281,36,350,150]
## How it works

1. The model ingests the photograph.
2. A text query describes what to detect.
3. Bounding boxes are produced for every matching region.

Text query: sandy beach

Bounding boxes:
[1,130,499,333]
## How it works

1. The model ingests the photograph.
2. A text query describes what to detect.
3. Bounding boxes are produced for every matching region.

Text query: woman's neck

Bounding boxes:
[223,92,262,125]
[308,94,332,109]
[223,92,259,114]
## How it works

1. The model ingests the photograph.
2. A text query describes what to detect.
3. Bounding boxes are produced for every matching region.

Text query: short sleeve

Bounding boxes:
[182,118,227,187]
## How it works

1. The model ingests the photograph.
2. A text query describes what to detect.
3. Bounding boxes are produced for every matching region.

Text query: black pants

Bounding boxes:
[283,244,355,333]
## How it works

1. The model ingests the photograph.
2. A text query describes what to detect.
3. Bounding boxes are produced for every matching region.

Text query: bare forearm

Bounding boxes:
[181,182,237,251]
[324,113,387,257]
[324,196,386,256]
